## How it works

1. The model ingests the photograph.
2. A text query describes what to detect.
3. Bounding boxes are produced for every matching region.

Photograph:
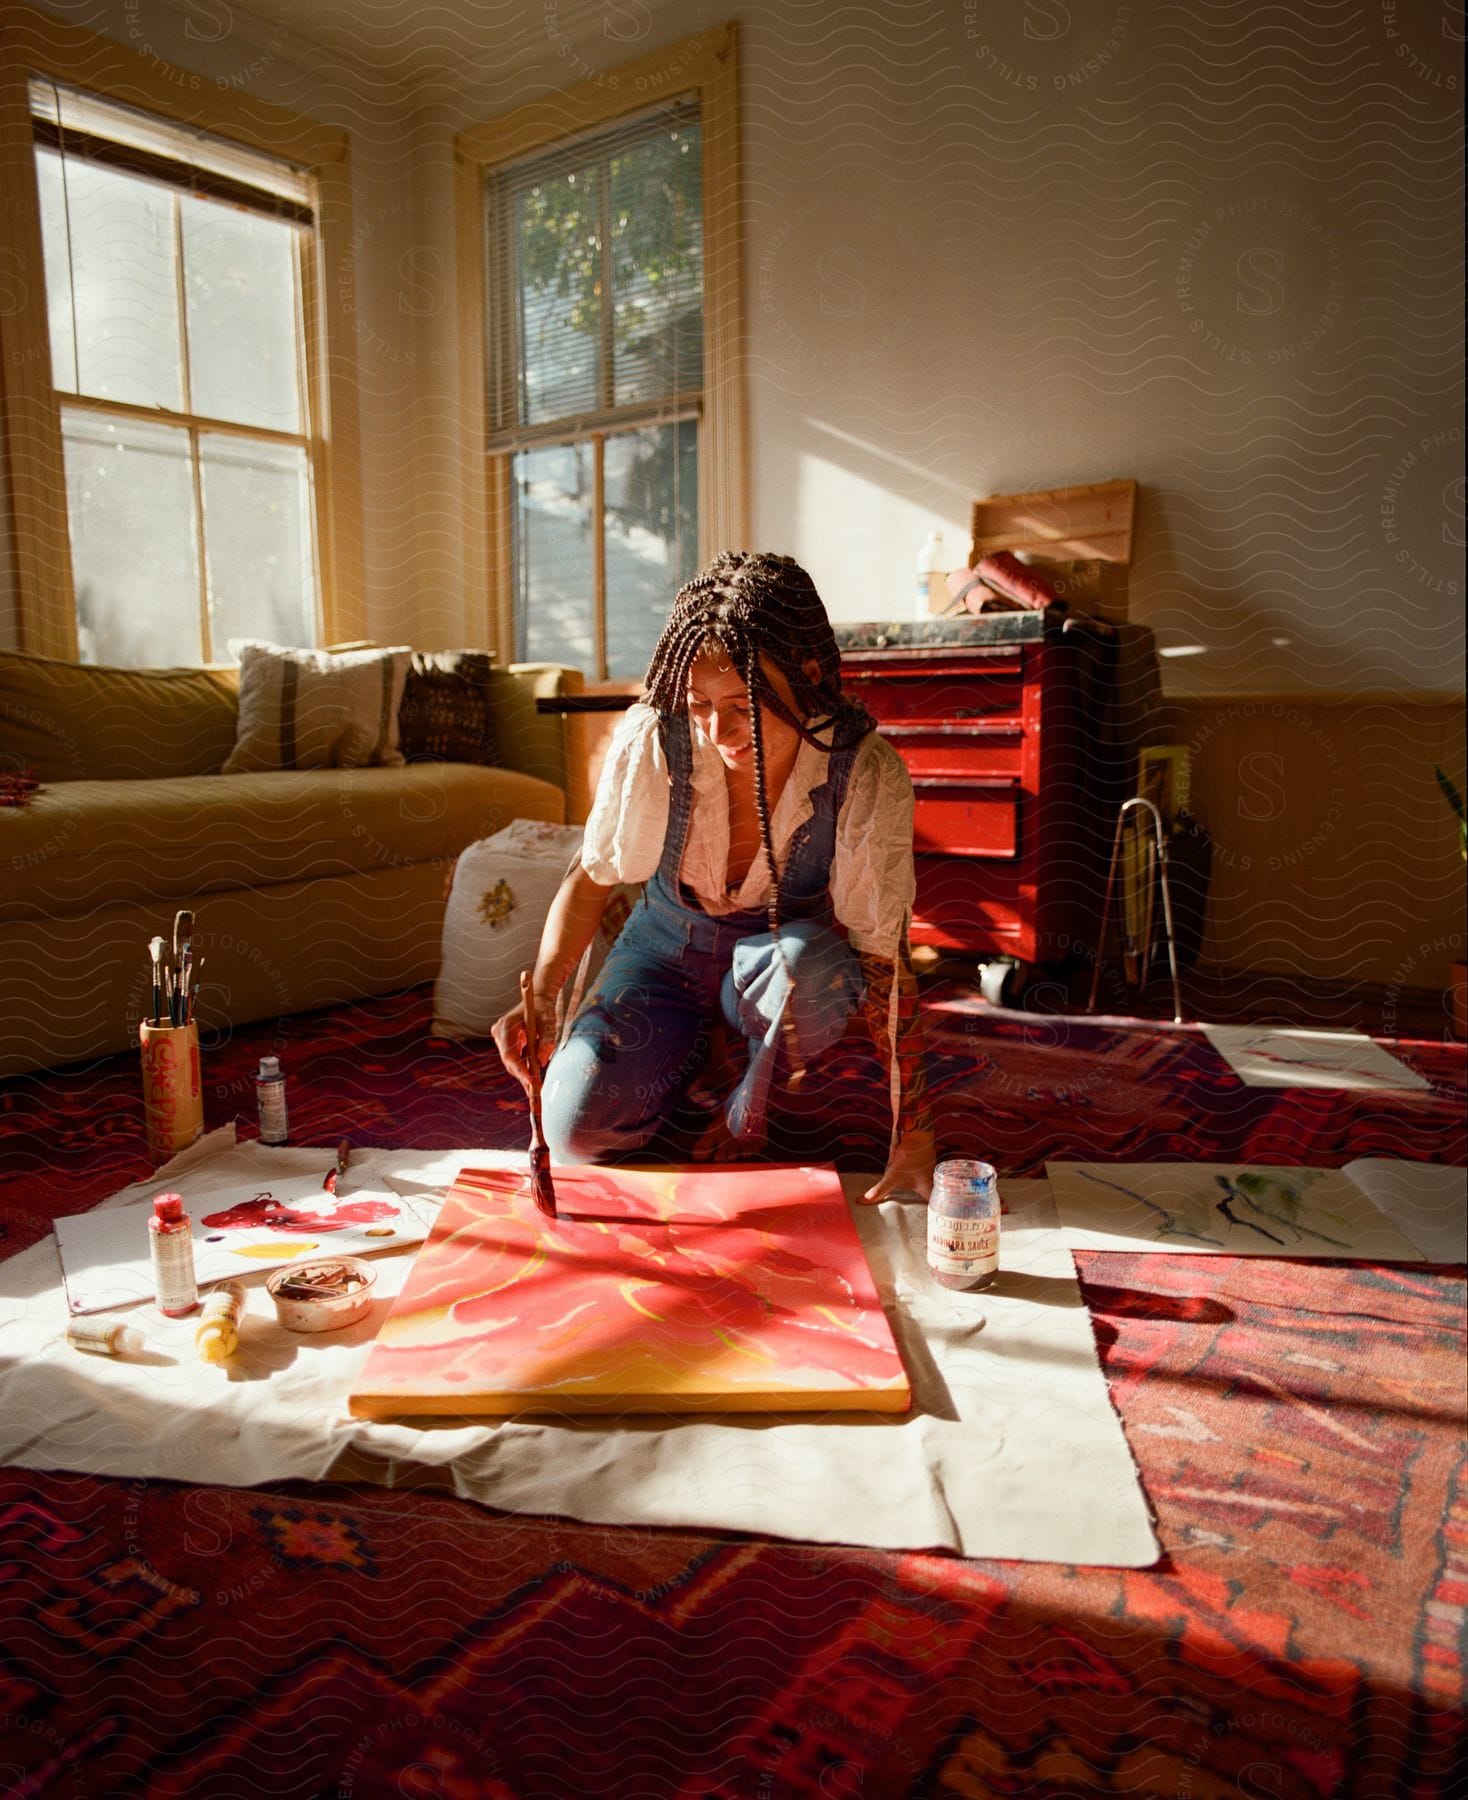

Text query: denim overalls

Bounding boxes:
[540,713,866,1163]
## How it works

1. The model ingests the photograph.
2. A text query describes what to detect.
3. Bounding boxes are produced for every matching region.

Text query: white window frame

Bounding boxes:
[0,2,364,662]
[454,21,746,671]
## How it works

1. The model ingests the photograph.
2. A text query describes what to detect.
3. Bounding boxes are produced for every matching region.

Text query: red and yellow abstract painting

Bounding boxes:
[349,1164,910,1418]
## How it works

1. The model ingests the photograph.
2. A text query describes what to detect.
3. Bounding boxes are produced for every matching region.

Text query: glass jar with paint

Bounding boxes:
[927,1158,1002,1291]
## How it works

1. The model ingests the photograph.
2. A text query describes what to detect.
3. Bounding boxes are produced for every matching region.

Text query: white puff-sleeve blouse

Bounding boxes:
[579,701,915,961]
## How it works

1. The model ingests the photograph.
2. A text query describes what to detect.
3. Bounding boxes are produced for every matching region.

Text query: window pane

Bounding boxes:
[610,125,703,408]
[62,408,201,666]
[39,153,183,411]
[34,150,77,392]
[513,443,594,669]
[183,198,302,432]
[515,166,602,427]
[604,420,698,681]
[200,434,316,650]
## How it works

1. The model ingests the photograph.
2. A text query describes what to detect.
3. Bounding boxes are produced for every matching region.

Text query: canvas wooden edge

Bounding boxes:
[348,1380,912,1421]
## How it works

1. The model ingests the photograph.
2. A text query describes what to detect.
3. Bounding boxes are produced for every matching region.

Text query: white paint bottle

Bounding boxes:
[149,1192,198,1317]
[67,1316,145,1357]
[257,1055,289,1146]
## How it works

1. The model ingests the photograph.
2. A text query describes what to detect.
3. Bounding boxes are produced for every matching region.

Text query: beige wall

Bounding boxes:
[1164,695,1465,992]
[403,0,1464,701]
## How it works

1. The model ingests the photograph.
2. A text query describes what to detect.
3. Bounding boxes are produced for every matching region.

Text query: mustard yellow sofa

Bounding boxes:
[0,652,578,1076]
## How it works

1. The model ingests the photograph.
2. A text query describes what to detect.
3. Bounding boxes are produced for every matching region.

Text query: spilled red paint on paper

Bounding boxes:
[201,1193,398,1234]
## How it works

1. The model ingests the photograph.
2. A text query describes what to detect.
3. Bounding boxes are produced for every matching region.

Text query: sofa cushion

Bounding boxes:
[0,651,239,782]
[0,764,565,921]
[399,652,500,766]
[223,641,412,774]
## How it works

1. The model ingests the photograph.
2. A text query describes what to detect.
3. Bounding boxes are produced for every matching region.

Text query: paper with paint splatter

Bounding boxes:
[1045,1162,1431,1262]
[348,1164,911,1418]
[54,1177,436,1314]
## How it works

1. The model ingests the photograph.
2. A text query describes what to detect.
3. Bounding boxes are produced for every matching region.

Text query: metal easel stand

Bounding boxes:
[1086,797,1186,1025]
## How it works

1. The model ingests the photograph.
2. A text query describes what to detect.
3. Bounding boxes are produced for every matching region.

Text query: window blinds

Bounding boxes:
[29,78,313,225]
[487,98,703,448]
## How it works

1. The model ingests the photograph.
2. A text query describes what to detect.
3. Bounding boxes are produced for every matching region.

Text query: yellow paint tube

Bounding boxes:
[195,1280,247,1363]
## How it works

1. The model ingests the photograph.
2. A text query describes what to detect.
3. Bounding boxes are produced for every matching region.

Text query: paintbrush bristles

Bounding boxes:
[144,923,199,1029]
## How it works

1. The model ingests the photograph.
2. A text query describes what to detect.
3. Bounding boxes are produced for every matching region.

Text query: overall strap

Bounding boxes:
[654,711,694,888]
[771,730,865,910]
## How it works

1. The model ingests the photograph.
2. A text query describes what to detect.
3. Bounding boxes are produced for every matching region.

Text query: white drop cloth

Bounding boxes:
[0,1129,1158,1564]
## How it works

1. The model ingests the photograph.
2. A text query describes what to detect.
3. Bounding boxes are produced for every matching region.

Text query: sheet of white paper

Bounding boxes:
[1201,1024,1431,1091]
[1047,1161,1431,1261]
[0,1139,1157,1566]
[54,1168,438,1313]
[1343,1159,1467,1264]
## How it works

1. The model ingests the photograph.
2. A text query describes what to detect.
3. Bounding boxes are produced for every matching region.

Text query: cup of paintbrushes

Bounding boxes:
[518,970,557,1218]
[139,1019,204,1162]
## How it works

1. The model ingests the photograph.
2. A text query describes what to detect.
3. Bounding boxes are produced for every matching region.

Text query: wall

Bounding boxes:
[1165,694,1465,1001]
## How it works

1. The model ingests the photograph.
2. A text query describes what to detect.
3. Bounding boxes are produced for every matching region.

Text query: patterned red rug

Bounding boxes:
[1,985,1464,1797]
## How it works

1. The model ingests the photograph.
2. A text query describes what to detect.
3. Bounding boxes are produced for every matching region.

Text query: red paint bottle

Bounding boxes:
[149,1192,199,1317]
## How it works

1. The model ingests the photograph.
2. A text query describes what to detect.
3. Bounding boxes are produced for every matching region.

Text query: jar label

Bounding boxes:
[928,1214,999,1275]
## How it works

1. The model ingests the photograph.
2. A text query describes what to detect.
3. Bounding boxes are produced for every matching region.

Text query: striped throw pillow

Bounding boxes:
[222,640,412,773]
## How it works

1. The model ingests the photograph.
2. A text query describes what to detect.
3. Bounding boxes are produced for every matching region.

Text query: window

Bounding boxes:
[489,104,702,681]
[33,81,316,665]
[0,7,362,665]
[458,24,746,679]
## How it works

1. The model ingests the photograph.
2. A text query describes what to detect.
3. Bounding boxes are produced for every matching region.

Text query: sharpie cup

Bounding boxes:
[139,1020,204,1163]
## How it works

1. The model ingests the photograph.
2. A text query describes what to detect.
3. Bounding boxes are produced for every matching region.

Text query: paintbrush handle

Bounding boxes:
[519,970,557,1217]
[518,970,542,1098]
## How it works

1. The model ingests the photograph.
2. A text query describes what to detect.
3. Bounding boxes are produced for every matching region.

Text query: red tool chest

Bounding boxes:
[836,616,1122,966]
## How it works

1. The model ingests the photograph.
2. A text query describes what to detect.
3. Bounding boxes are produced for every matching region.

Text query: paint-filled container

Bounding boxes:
[927,1159,1002,1291]
[266,1257,376,1333]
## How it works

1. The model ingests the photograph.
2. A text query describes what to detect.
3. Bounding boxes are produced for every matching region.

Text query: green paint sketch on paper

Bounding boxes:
[1078,1166,1350,1251]
[1213,1169,1351,1250]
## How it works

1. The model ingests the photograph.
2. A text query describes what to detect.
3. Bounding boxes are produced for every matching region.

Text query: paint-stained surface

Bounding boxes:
[349,1164,910,1417]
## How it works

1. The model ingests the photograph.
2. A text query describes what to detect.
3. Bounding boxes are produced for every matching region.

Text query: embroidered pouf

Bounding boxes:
[431,819,637,1041]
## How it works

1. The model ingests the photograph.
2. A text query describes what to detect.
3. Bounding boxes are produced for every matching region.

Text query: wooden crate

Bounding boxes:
[969,479,1137,621]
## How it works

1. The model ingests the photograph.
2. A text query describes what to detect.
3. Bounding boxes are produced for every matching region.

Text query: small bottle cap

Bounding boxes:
[113,1325,145,1355]
[152,1192,185,1223]
[258,1056,280,1078]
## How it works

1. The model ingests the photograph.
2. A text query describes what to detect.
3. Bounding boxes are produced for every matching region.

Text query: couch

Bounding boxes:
[0,651,580,1077]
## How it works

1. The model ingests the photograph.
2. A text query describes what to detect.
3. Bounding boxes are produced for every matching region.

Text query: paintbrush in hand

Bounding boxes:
[519,970,557,1219]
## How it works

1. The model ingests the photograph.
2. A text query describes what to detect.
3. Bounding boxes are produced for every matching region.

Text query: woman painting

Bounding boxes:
[492,551,934,1203]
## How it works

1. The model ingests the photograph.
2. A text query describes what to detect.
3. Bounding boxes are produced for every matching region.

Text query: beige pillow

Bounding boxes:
[223,640,411,774]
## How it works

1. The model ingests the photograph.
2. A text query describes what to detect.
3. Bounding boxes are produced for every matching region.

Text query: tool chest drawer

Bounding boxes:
[911,779,1019,859]
[882,726,1023,782]
[843,665,1023,726]
[909,855,1027,954]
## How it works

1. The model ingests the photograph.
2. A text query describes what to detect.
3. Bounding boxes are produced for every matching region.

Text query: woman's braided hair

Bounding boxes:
[642,551,874,1087]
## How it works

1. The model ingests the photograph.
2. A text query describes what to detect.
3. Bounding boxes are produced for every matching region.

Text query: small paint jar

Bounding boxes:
[266,1257,376,1333]
[927,1158,1002,1292]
